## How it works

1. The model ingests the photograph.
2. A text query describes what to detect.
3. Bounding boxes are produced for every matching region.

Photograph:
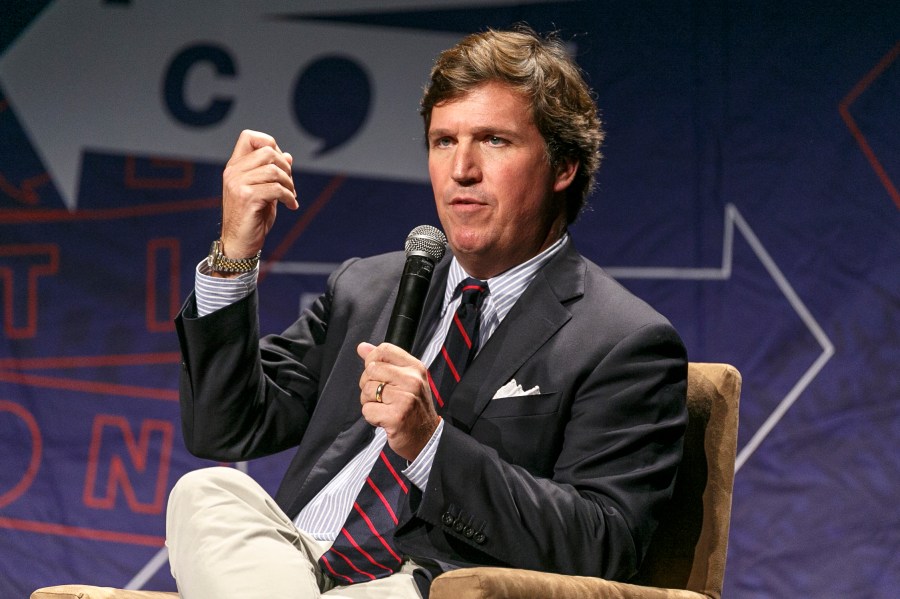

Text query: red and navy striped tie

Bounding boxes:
[428,277,488,411]
[318,447,410,584]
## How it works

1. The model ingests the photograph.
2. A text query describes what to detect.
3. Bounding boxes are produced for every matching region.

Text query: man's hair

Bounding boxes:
[421,26,604,224]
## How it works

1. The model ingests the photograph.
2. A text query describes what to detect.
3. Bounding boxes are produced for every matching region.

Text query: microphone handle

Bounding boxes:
[385,254,436,352]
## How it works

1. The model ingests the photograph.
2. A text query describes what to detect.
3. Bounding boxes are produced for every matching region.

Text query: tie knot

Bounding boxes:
[458,277,488,307]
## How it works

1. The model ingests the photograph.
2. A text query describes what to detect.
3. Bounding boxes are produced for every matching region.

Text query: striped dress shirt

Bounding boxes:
[192,234,568,540]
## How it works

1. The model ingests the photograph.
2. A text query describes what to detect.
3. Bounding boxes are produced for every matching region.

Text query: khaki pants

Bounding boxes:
[166,467,422,599]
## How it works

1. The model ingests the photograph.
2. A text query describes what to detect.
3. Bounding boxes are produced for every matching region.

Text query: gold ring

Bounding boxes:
[375,382,386,403]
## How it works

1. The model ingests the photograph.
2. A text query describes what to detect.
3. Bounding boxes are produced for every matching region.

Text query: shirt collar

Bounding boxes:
[442,233,569,319]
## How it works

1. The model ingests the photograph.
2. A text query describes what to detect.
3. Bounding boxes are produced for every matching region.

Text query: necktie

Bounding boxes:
[318,447,410,584]
[428,277,489,410]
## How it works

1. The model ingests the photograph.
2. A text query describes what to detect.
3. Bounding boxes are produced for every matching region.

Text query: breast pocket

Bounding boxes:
[472,392,564,475]
[480,392,562,418]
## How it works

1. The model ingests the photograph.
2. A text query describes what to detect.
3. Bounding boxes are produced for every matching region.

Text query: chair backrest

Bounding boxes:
[629,362,741,599]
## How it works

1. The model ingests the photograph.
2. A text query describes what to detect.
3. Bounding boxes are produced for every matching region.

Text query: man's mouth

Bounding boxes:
[450,196,486,206]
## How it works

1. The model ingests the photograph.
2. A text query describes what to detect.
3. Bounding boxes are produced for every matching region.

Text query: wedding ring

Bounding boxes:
[375,382,386,403]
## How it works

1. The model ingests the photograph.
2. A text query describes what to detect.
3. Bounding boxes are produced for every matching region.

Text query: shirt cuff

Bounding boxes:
[194,259,259,317]
[403,417,444,491]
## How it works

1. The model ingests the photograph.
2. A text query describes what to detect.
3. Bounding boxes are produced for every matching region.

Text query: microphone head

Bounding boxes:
[405,225,447,263]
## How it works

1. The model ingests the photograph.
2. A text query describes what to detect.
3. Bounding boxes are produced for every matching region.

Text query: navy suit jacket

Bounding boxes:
[175,238,687,584]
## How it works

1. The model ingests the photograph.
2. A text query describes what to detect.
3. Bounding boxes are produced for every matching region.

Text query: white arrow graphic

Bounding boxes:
[604,204,835,472]
[0,1,465,210]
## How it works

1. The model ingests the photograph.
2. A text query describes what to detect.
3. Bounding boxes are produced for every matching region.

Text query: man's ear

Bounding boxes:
[552,158,579,193]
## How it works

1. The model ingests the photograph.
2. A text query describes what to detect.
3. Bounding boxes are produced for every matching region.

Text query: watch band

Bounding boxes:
[207,239,261,273]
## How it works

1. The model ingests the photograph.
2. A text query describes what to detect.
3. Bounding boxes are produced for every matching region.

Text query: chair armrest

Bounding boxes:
[30,586,178,599]
[430,568,711,599]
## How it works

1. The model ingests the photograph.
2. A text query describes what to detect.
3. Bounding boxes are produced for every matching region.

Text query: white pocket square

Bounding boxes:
[492,379,541,399]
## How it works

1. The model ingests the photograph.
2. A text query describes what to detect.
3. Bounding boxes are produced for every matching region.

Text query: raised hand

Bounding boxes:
[219,129,298,265]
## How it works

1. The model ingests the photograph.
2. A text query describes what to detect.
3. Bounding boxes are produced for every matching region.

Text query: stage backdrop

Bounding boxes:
[1,1,897,597]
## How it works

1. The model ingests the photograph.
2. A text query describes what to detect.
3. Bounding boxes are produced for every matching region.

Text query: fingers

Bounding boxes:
[356,342,428,409]
[229,159,296,206]
[229,129,280,161]
[357,342,415,368]
[225,135,297,205]
[360,380,439,462]
[361,379,392,407]
[356,343,422,398]
[357,342,376,360]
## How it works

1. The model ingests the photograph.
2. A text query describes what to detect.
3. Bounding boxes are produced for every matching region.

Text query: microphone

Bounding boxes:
[384,225,448,352]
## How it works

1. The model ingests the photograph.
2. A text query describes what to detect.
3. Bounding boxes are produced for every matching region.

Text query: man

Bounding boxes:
[167,27,687,599]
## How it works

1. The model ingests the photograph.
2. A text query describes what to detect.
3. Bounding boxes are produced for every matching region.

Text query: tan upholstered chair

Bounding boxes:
[31,362,741,599]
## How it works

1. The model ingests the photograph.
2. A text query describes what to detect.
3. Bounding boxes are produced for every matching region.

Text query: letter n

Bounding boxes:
[83,415,173,514]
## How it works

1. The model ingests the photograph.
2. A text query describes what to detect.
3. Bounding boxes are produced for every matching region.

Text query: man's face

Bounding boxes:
[427,81,577,279]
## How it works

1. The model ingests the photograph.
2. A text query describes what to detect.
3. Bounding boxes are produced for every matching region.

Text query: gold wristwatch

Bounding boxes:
[206,239,261,273]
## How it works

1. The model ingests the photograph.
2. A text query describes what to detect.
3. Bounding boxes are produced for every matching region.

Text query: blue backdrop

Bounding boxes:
[1,1,898,597]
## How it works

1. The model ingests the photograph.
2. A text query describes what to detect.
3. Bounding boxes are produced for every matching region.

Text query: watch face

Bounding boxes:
[208,240,219,268]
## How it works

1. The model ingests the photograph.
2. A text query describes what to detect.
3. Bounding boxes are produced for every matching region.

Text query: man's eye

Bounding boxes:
[487,136,505,146]
[433,137,452,148]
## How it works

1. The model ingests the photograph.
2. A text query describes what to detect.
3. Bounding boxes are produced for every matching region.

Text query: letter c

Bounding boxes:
[163,43,236,127]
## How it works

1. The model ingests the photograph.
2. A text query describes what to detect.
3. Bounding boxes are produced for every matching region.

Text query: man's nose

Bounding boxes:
[451,143,482,184]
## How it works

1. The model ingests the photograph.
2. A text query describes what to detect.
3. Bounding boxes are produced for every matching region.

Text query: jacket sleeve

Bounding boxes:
[174,260,353,461]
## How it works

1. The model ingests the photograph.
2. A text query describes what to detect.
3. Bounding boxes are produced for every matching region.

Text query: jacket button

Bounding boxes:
[474,532,486,544]
[453,520,465,532]
[464,527,475,538]
[441,513,454,526]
